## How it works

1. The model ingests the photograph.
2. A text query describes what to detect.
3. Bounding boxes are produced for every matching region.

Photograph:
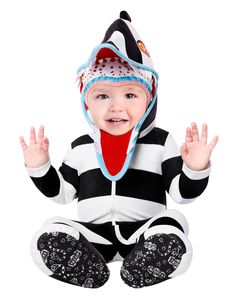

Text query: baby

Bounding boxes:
[20,11,218,288]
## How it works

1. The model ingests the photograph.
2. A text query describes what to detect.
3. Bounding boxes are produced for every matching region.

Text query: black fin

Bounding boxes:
[120,11,132,22]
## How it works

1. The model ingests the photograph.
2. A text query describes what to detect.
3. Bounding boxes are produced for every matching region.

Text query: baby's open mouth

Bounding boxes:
[107,118,128,125]
[108,119,128,124]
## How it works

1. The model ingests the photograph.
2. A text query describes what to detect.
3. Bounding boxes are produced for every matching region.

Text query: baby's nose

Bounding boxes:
[109,99,124,112]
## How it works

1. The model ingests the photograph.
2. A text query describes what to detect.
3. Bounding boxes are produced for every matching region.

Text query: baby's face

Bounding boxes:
[85,82,150,135]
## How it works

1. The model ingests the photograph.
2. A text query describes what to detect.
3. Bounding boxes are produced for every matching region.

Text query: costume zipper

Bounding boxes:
[111,181,116,225]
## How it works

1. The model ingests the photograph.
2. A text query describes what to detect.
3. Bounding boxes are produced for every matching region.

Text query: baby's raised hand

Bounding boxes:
[180,122,218,171]
[19,126,50,168]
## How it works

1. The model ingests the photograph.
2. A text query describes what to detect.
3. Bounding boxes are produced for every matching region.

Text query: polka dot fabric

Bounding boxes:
[79,57,153,92]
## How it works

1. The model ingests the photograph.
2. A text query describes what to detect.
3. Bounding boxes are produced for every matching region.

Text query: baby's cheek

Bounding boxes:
[133,106,147,121]
[89,108,104,123]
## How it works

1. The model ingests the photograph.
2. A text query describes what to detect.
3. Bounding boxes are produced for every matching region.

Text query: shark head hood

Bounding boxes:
[77,11,159,181]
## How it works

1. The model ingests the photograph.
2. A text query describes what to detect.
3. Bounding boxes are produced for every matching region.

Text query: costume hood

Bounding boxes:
[77,11,159,181]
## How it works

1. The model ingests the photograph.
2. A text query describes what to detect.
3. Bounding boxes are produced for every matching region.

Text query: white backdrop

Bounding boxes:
[0,0,235,297]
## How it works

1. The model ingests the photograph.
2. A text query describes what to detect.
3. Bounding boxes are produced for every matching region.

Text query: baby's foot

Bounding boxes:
[120,233,186,288]
[36,230,109,288]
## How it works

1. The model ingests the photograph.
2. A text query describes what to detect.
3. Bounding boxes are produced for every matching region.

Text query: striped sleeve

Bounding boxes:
[161,132,211,204]
[26,144,79,204]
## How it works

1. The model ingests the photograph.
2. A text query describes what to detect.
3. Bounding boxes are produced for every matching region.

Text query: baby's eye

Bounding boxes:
[96,94,108,100]
[125,93,137,99]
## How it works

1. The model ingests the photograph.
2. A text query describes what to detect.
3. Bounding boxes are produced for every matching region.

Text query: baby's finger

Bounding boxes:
[180,143,188,158]
[191,122,199,141]
[37,125,45,142]
[42,137,49,151]
[30,126,36,145]
[200,123,208,144]
[185,127,193,143]
[208,135,219,152]
[19,136,28,151]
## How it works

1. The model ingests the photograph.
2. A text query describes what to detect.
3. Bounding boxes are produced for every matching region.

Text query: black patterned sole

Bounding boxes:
[37,231,110,288]
[120,233,186,288]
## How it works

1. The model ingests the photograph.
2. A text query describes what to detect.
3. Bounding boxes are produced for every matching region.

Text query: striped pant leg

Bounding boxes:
[30,217,111,288]
[120,209,193,288]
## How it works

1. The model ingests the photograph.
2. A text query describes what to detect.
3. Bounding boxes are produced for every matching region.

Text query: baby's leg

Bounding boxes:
[31,217,110,288]
[120,209,192,288]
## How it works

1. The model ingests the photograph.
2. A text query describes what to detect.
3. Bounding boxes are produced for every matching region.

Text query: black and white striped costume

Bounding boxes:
[28,127,210,223]
[29,127,210,288]
[28,11,211,288]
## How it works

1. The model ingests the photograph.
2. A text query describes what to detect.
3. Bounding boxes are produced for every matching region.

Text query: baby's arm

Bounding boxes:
[161,124,217,203]
[19,126,78,204]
